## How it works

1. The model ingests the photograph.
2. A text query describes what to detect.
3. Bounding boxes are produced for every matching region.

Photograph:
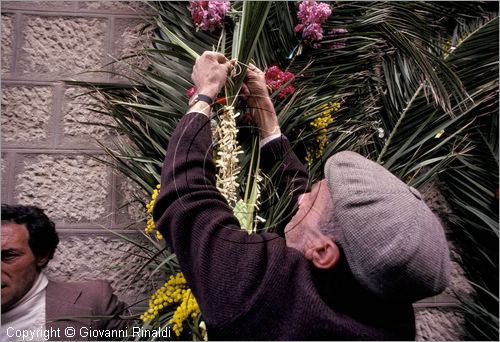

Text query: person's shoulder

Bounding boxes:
[48,279,112,290]
[48,279,115,302]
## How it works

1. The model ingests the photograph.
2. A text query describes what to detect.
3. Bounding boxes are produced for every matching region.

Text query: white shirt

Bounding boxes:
[0,273,48,341]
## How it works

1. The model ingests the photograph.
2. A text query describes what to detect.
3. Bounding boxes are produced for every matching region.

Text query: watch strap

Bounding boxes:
[196,94,213,105]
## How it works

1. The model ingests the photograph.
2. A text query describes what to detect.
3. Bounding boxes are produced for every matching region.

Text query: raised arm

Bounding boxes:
[243,65,311,228]
[153,53,291,330]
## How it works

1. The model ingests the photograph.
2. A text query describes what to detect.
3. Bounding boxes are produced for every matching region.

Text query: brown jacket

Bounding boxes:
[46,280,128,341]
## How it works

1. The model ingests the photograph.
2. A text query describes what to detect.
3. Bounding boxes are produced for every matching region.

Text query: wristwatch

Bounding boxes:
[188,93,213,107]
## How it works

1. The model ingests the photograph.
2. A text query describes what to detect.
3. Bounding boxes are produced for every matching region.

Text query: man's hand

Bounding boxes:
[241,64,270,108]
[242,64,281,139]
[192,51,234,100]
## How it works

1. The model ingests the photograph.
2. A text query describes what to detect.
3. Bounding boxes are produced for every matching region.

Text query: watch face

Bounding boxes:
[188,91,199,107]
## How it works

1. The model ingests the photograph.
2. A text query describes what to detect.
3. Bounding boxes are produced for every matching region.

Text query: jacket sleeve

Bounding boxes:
[153,113,307,328]
[259,136,311,232]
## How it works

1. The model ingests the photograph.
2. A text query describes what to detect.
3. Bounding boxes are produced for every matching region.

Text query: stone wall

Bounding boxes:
[1,1,473,340]
[1,0,157,307]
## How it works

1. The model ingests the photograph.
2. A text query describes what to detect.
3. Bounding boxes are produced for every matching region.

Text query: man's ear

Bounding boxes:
[305,239,340,270]
[36,255,50,269]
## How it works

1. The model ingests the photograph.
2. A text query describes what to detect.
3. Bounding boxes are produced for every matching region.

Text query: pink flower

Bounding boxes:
[186,86,197,98]
[294,0,332,49]
[294,23,305,33]
[265,65,282,81]
[302,23,324,45]
[265,65,296,100]
[297,1,331,25]
[278,85,296,100]
[188,1,231,32]
[295,1,332,48]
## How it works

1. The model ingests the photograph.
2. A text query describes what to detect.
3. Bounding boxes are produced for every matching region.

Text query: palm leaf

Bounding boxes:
[66,2,498,339]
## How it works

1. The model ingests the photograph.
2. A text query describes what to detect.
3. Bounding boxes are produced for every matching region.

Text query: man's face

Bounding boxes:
[1,222,42,312]
[284,179,333,252]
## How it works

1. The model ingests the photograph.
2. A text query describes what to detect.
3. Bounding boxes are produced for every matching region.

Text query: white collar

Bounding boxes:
[1,272,48,323]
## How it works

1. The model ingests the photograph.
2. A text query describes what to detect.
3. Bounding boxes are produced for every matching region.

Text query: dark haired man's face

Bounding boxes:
[1,222,44,312]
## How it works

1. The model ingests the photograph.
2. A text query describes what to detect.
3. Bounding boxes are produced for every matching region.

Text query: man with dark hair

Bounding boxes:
[2,205,59,267]
[1,204,127,341]
[153,52,451,339]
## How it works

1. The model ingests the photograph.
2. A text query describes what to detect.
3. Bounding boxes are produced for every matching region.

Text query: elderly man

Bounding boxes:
[1,204,127,341]
[153,51,450,340]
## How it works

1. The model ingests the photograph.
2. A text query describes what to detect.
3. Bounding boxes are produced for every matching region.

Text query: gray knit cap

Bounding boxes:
[324,151,450,301]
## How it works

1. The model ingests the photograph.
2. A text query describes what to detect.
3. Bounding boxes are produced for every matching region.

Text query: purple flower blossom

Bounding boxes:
[297,0,331,25]
[188,1,231,32]
[295,1,332,48]
[302,23,324,46]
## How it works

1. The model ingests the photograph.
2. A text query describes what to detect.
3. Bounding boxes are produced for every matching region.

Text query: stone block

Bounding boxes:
[18,16,106,76]
[1,14,13,75]
[419,182,475,304]
[1,86,52,143]
[115,175,148,226]
[1,153,9,202]
[63,87,116,143]
[78,1,151,13]
[415,308,466,340]
[446,244,475,298]
[15,154,109,223]
[1,1,75,11]
[1,154,6,175]
[45,234,164,303]
[111,18,153,79]
[420,180,453,222]
[417,244,475,307]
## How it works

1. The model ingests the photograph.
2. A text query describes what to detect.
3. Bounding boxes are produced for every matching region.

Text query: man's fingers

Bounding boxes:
[201,51,218,59]
[241,84,250,97]
[246,67,257,79]
[225,59,236,70]
[248,63,263,73]
[214,52,229,64]
[199,51,229,65]
[246,64,265,81]
[227,59,237,70]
